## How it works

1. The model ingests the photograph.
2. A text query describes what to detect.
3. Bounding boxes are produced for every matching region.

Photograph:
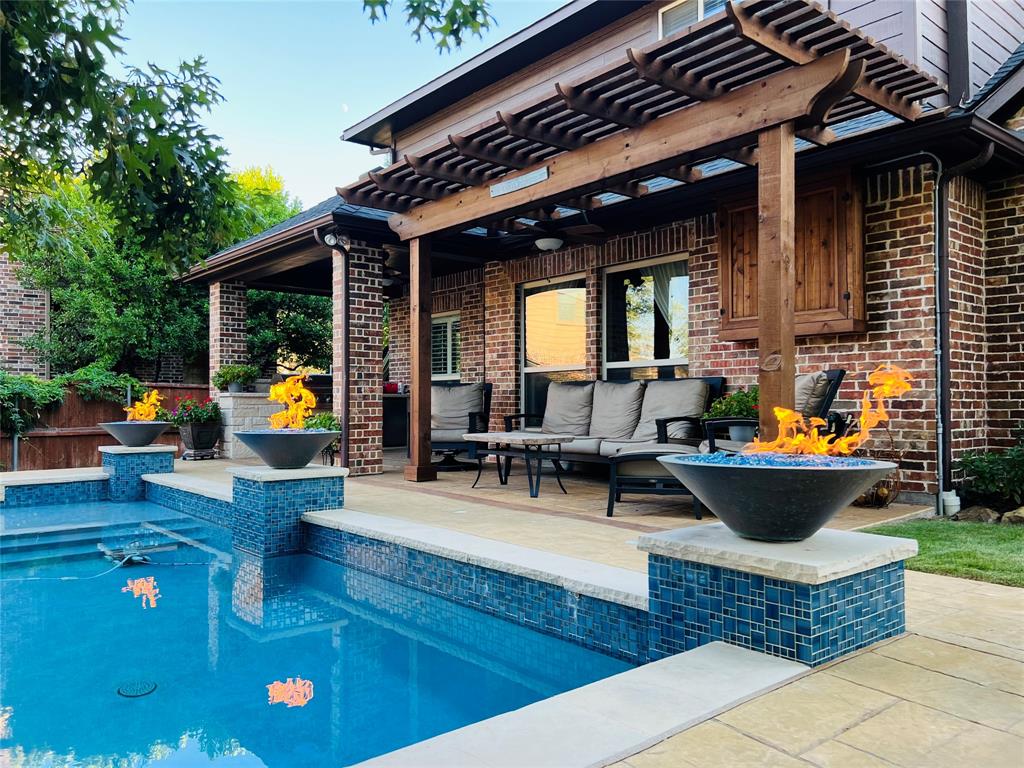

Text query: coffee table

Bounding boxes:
[462,431,574,498]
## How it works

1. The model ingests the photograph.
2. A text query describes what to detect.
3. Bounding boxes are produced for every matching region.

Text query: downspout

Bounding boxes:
[864,142,993,517]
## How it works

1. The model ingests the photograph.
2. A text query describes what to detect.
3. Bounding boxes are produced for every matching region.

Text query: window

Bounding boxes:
[520,276,587,417]
[431,314,461,380]
[659,0,701,37]
[603,256,689,381]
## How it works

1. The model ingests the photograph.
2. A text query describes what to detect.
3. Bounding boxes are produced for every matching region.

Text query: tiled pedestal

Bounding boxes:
[639,523,918,667]
[100,445,177,501]
[229,465,348,556]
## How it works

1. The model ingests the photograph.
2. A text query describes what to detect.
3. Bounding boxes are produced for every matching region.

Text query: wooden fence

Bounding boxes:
[0,383,209,471]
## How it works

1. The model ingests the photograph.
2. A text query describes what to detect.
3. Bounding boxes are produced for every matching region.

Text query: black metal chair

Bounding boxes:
[703,369,847,453]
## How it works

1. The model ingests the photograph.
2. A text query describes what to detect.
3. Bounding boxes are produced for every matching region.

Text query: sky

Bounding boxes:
[118,0,565,208]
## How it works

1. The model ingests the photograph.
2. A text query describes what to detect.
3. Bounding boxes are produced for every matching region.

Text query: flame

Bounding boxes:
[267,677,314,707]
[744,364,913,456]
[124,389,163,421]
[268,374,316,429]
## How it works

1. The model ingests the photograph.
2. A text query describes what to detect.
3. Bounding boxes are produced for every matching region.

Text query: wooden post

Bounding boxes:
[756,122,797,439]
[404,237,437,482]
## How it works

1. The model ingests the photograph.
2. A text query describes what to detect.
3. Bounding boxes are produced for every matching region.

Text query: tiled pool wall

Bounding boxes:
[233,475,346,557]
[102,450,175,501]
[304,524,648,664]
[145,482,233,525]
[648,556,906,666]
[0,479,109,508]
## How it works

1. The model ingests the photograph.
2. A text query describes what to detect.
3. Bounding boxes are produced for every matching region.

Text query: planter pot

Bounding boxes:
[100,421,170,448]
[227,382,244,393]
[658,453,897,542]
[728,426,757,443]
[180,421,222,451]
[235,430,341,470]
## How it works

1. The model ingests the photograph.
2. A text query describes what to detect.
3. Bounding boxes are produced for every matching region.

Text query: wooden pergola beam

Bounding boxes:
[404,237,436,482]
[449,134,533,170]
[404,154,492,187]
[627,48,724,101]
[498,111,584,152]
[659,164,703,183]
[391,51,859,240]
[368,170,444,201]
[335,184,413,213]
[555,82,647,128]
[726,2,919,121]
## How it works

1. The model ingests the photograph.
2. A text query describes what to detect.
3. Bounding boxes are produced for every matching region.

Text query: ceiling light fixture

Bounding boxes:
[535,237,564,252]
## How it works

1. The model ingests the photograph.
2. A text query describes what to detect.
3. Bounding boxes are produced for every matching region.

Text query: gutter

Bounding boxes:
[864,140,994,517]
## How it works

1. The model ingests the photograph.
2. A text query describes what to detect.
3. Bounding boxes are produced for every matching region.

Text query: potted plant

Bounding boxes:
[213,364,260,393]
[99,389,170,447]
[704,386,759,442]
[168,396,222,458]
[305,412,344,465]
[235,374,342,469]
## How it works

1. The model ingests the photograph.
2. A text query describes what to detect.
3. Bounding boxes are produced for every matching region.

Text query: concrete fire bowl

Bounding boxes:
[99,421,170,448]
[658,453,898,542]
[235,429,341,470]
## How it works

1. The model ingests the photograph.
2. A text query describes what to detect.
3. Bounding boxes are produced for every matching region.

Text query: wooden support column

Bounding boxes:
[404,237,437,482]
[756,122,797,439]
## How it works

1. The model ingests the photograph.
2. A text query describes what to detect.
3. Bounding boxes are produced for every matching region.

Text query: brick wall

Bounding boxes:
[333,244,384,475]
[985,174,1024,449]
[946,176,989,474]
[209,280,248,389]
[0,250,48,376]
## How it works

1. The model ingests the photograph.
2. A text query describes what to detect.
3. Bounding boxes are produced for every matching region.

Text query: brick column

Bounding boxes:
[483,260,517,431]
[209,280,248,391]
[0,250,48,376]
[332,244,383,475]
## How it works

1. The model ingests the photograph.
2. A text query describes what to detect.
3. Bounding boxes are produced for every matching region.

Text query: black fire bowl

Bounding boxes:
[99,421,171,448]
[235,429,341,470]
[658,453,897,542]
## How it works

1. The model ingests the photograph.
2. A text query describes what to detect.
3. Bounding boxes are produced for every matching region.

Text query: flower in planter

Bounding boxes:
[167,396,222,426]
[268,374,317,429]
[124,389,163,421]
[704,386,759,420]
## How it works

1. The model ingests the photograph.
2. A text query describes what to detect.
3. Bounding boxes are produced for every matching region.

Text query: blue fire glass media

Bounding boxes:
[101,450,176,502]
[648,555,906,666]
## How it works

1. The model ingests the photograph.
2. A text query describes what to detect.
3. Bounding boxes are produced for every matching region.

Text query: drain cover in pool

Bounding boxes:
[117,680,157,698]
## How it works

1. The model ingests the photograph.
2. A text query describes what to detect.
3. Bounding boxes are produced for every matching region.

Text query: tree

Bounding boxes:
[362,0,494,51]
[1,0,237,272]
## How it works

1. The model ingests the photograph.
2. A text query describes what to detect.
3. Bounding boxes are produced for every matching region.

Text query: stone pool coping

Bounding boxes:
[142,471,234,503]
[303,508,648,610]
[355,641,807,768]
[227,465,350,482]
[639,522,919,585]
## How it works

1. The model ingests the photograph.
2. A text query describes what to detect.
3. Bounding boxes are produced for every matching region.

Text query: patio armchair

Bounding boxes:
[703,369,847,453]
[429,382,493,470]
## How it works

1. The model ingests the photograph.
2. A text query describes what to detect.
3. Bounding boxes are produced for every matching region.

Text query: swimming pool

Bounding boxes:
[0,501,633,766]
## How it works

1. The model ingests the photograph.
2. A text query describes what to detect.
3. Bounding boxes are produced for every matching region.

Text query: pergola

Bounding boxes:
[337,0,944,482]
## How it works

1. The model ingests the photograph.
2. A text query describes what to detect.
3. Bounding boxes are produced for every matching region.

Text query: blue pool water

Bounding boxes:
[0,501,632,766]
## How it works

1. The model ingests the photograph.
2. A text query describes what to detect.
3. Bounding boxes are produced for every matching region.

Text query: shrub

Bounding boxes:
[212,364,260,390]
[166,397,222,426]
[956,437,1024,511]
[704,387,759,419]
[304,412,342,432]
[0,372,66,437]
[54,364,143,403]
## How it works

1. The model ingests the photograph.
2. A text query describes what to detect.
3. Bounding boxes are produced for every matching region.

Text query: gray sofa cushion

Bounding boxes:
[795,372,831,417]
[632,379,709,441]
[562,437,602,455]
[542,382,594,435]
[612,442,699,477]
[589,381,645,439]
[432,428,468,442]
[431,383,484,430]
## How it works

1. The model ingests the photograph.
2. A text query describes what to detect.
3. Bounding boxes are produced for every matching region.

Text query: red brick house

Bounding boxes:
[187,0,1024,509]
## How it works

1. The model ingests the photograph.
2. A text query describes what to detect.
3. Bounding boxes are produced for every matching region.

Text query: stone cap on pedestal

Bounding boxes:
[227,465,350,483]
[638,522,918,585]
[99,445,178,455]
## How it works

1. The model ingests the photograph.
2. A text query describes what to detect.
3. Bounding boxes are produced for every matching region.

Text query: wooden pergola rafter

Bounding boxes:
[336,0,944,483]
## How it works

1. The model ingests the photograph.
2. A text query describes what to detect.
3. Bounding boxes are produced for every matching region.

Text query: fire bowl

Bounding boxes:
[99,421,171,448]
[657,453,897,542]
[235,429,341,470]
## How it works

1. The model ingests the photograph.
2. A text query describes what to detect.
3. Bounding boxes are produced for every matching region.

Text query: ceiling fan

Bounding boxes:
[489,208,607,251]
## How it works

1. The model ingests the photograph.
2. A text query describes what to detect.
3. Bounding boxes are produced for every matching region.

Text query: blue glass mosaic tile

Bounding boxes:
[303,523,647,663]
[102,450,175,502]
[233,476,345,557]
[0,480,109,508]
[144,482,232,528]
[648,555,906,666]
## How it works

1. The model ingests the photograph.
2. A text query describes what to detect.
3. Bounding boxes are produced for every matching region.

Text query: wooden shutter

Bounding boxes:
[718,170,865,340]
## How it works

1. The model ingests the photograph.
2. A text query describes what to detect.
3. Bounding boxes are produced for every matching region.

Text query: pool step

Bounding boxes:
[0,518,207,553]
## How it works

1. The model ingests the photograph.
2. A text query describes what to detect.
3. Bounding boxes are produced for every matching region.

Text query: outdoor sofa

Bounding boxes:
[502,377,726,516]
[429,381,493,470]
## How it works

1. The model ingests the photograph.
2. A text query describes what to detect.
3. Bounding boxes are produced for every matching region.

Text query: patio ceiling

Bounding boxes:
[338,0,944,236]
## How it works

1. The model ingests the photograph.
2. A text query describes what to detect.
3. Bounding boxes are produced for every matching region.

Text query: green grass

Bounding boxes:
[864,518,1024,588]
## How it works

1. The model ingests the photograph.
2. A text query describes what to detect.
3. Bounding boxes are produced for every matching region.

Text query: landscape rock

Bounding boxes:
[955,506,1002,523]
[1000,507,1024,525]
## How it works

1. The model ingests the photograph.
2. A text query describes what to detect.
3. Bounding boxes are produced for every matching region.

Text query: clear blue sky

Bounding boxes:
[118,0,564,208]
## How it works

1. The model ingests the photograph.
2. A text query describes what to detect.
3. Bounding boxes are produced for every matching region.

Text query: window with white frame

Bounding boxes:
[603,255,690,381]
[520,276,588,418]
[659,0,709,37]
[431,314,461,380]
